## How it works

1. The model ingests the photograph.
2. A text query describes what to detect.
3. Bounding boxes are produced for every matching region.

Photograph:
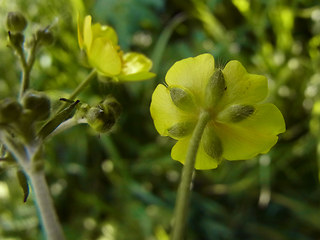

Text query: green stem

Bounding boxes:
[19,65,31,100]
[171,110,211,240]
[68,69,97,101]
[15,47,28,100]
[0,130,27,166]
[27,170,65,240]
[55,69,97,113]
[0,130,65,240]
[19,39,39,100]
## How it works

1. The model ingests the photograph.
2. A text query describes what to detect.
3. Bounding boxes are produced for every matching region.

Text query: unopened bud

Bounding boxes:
[100,96,121,119]
[205,69,226,108]
[167,121,196,139]
[202,127,223,160]
[86,106,116,133]
[8,32,24,49]
[169,87,196,112]
[0,98,22,123]
[6,12,27,33]
[36,28,54,45]
[22,91,51,121]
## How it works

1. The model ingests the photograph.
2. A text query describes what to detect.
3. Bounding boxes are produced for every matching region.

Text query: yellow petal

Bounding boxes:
[165,53,215,106]
[150,84,197,138]
[234,103,286,135]
[219,60,268,108]
[77,13,84,49]
[171,136,219,170]
[83,15,93,50]
[118,72,156,81]
[88,37,121,76]
[121,52,153,74]
[214,103,286,160]
[117,52,155,81]
[91,23,118,45]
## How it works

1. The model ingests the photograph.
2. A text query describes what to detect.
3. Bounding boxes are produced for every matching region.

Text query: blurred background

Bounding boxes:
[1,0,320,239]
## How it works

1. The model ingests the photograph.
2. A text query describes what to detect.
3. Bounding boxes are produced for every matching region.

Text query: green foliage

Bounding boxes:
[1,0,320,239]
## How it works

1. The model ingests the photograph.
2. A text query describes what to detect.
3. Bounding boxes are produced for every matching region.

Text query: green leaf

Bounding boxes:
[38,100,80,139]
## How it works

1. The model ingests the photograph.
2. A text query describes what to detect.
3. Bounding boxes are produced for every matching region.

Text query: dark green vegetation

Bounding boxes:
[0,0,320,239]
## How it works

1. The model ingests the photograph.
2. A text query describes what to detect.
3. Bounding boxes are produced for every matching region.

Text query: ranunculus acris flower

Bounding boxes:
[150,53,285,169]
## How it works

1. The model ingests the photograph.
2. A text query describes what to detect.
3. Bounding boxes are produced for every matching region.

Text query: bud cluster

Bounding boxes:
[0,91,51,143]
[0,98,22,124]
[6,11,54,55]
[22,91,51,121]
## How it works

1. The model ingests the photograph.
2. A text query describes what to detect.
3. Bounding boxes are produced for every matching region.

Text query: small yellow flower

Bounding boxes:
[150,53,286,170]
[77,15,155,81]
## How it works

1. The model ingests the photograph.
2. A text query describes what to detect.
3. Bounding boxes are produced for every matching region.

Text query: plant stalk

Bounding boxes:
[68,69,97,101]
[171,110,211,240]
[48,118,87,138]
[55,69,97,114]
[0,131,65,240]
[28,170,66,240]
[18,39,38,100]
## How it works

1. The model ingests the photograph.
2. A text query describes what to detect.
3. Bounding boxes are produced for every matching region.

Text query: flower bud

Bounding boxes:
[205,69,226,108]
[36,28,54,45]
[86,106,116,133]
[169,86,196,112]
[0,98,22,123]
[167,121,196,139]
[100,96,121,119]
[8,32,24,49]
[202,126,223,160]
[75,103,90,119]
[22,91,51,121]
[219,104,255,123]
[6,12,27,33]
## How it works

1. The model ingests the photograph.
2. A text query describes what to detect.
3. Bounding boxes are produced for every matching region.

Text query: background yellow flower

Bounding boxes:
[78,15,155,81]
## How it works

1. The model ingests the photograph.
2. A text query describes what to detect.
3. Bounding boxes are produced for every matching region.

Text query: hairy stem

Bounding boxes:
[0,130,27,166]
[48,118,87,138]
[0,131,65,240]
[171,111,210,240]
[28,170,65,240]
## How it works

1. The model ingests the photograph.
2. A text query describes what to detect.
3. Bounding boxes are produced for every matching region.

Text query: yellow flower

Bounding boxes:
[77,15,155,81]
[150,53,286,170]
